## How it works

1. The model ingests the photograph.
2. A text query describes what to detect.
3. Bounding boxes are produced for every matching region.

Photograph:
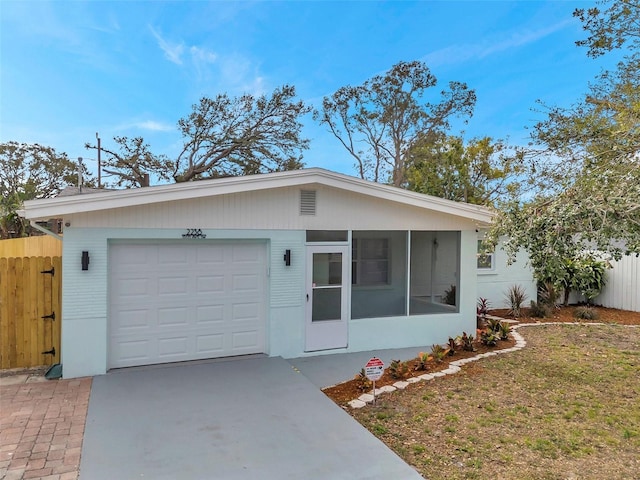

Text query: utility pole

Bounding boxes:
[96,132,101,188]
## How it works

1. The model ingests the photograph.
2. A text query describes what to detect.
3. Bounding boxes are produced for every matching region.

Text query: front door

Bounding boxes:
[305,245,349,351]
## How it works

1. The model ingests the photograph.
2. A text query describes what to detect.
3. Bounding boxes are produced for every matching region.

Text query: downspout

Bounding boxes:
[29,219,63,241]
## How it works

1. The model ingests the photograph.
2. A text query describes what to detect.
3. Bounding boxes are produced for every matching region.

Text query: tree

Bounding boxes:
[85,136,173,188]
[405,135,525,206]
[0,142,92,238]
[574,0,640,57]
[315,61,476,187]
[490,0,640,289]
[173,84,311,182]
[491,56,640,287]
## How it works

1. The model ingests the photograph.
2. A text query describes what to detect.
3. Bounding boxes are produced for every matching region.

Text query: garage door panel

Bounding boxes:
[196,274,225,293]
[157,276,189,295]
[232,273,261,291]
[157,336,189,358]
[112,309,151,331]
[109,242,267,369]
[113,245,151,266]
[114,339,152,364]
[157,245,189,265]
[157,307,190,327]
[195,245,225,264]
[231,302,261,321]
[112,278,151,299]
[196,334,224,354]
[195,305,225,323]
[232,331,260,349]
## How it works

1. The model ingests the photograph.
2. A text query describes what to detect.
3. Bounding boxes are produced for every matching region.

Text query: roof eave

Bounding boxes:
[21,168,495,224]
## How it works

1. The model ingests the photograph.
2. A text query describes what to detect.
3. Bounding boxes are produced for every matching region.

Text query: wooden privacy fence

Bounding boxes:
[0,236,62,258]
[0,256,62,369]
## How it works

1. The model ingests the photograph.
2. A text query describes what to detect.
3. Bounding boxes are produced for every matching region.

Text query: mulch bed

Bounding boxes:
[323,335,516,406]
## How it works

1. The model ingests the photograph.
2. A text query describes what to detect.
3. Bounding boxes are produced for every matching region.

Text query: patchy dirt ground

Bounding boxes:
[335,307,640,480]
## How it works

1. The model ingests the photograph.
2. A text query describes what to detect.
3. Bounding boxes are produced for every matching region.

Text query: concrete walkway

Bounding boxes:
[0,374,91,480]
[80,356,423,480]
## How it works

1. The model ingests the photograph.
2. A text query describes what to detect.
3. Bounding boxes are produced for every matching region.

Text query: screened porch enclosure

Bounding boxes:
[349,230,460,319]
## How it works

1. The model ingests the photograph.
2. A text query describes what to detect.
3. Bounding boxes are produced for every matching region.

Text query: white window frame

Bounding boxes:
[477,238,495,271]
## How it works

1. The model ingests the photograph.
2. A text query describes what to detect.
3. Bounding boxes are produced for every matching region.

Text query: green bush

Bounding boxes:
[574,306,600,320]
[571,255,609,304]
[504,284,528,318]
[529,300,550,318]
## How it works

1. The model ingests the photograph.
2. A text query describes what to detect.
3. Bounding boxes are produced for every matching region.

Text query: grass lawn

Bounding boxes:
[350,324,640,479]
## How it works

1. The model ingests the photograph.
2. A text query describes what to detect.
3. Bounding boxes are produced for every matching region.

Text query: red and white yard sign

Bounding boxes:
[364,357,385,381]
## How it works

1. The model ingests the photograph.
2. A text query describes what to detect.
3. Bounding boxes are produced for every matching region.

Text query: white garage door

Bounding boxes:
[108,242,267,369]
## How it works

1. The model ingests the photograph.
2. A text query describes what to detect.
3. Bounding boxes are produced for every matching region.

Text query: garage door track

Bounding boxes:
[80,356,422,479]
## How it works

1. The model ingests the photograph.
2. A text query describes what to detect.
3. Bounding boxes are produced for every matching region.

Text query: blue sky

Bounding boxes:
[0,1,621,180]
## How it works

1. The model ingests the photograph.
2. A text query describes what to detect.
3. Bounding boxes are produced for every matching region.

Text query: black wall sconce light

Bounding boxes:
[283,249,291,266]
[81,251,90,271]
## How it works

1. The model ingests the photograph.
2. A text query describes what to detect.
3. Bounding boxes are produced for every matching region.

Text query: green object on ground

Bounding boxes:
[45,364,62,379]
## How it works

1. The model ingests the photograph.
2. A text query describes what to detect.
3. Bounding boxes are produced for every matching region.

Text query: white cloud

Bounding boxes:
[149,25,185,65]
[133,120,175,132]
[114,120,175,133]
[424,20,572,67]
[147,25,267,97]
[190,46,217,64]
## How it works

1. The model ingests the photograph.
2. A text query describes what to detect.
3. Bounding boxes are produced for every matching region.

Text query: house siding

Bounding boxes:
[477,238,537,310]
[65,185,479,232]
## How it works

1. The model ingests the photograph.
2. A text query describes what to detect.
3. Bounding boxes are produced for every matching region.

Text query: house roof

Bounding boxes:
[21,168,494,224]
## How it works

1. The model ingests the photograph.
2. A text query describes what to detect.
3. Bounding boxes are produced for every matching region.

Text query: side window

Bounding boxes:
[477,238,494,270]
[352,238,390,285]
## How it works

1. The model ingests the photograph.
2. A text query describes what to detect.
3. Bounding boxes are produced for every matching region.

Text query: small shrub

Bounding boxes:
[486,317,502,333]
[480,330,498,347]
[505,284,528,318]
[389,359,410,379]
[355,368,373,392]
[477,297,490,328]
[458,332,475,352]
[571,254,609,305]
[498,322,511,341]
[574,306,599,320]
[538,282,559,307]
[529,300,550,318]
[415,351,431,371]
[447,337,457,356]
[443,285,456,306]
[430,344,447,363]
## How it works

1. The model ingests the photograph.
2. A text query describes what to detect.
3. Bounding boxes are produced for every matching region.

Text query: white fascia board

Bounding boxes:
[22,168,494,224]
[315,171,494,223]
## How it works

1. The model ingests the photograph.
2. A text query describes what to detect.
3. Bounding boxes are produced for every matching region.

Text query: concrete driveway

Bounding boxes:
[80,356,422,480]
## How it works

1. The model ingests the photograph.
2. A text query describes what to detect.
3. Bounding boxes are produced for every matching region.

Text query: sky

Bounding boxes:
[0,0,622,182]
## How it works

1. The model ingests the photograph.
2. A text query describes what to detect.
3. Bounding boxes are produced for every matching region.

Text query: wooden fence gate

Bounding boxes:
[0,256,62,369]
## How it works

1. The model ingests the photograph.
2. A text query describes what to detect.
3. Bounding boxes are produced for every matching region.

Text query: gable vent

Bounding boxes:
[300,190,317,215]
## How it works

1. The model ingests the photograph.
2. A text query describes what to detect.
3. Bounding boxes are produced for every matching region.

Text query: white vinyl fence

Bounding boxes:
[594,254,640,312]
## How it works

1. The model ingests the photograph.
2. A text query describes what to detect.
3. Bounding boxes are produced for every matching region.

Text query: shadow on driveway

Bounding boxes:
[80,356,422,480]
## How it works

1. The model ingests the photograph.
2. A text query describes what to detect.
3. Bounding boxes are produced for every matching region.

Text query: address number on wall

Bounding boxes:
[182,229,207,239]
